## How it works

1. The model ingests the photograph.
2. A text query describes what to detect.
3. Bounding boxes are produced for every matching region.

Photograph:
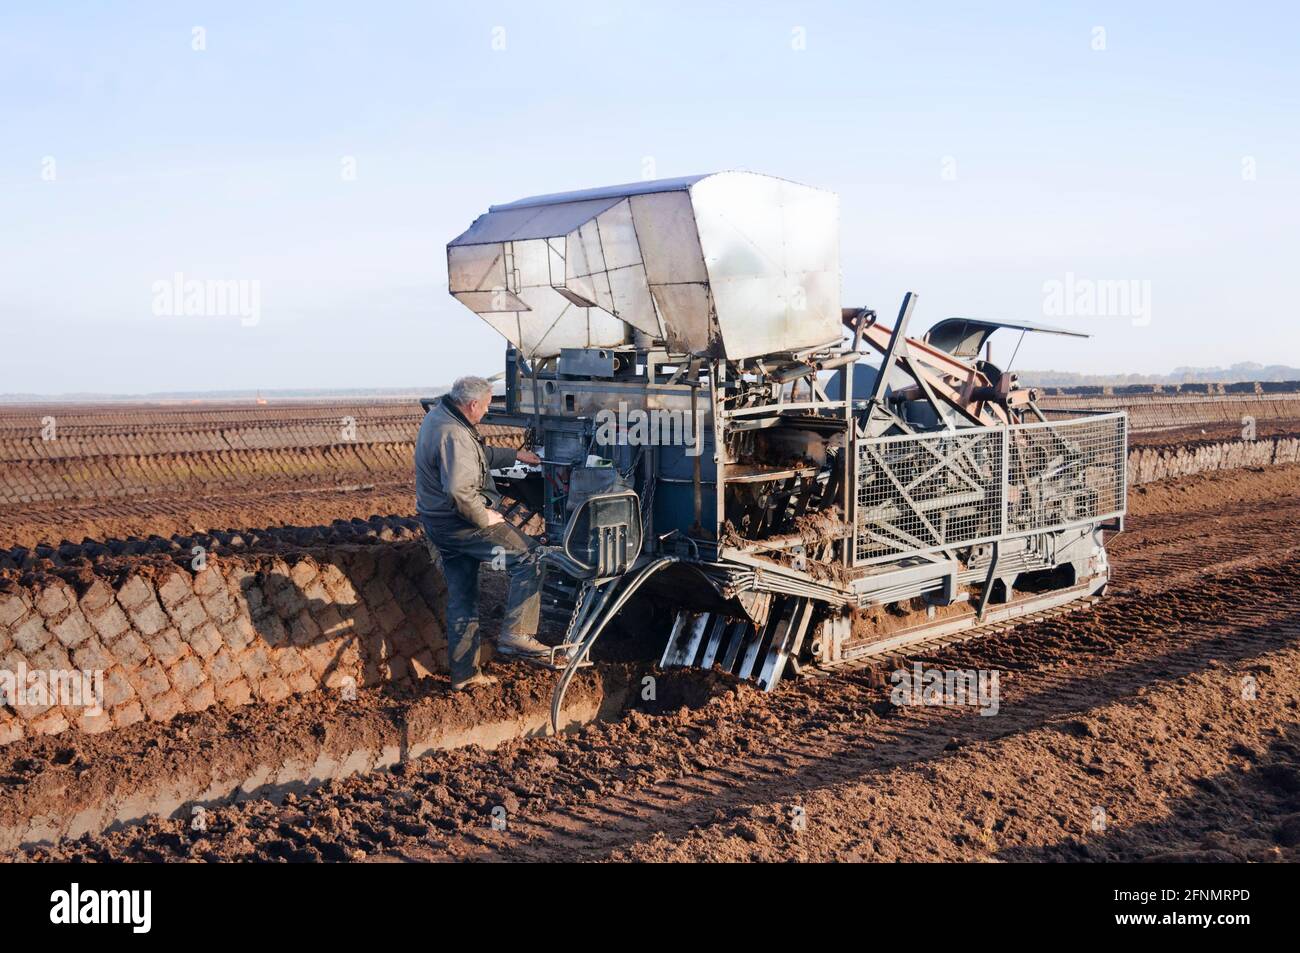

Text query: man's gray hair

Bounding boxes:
[450,375,493,407]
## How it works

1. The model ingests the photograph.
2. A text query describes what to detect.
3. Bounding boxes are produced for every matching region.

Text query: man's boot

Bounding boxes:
[496,632,561,662]
[451,672,498,692]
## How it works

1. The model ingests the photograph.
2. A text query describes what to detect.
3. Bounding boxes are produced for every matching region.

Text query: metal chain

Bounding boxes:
[559,580,591,648]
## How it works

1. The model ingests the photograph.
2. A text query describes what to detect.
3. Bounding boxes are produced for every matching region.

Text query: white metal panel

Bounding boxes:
[593,199,642,270]
[546,239,566,289]
[692,173,786,281]
[630,191,708,286]
[571,219,607,277]
[690,173,841,359]
[591,267,616,314]
[450,243,627,358]
[651,282,712,354]
[559,276,599,309]
[449,197,621,246]
[512,288,627,356]
[447,243,507,293]
[606,264,660,337]
[476,311,521,345]
[511,238,553,289]
[560,230,598,306]
[452,289,528,313]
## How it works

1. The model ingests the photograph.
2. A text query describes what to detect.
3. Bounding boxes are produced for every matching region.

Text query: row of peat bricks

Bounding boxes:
[0,542,454,747]
[1127,434,1300,484]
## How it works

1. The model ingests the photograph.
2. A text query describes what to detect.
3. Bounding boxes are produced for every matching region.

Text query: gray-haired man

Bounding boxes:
[416,376,554,690]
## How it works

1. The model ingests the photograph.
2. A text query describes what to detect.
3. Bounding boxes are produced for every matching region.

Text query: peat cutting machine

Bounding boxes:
[444,172,1127,727]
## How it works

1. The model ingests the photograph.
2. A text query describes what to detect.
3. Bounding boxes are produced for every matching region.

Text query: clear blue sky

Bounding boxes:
[2,1,1297,394]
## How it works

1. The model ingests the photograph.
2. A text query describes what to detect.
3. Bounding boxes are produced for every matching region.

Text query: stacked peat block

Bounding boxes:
[1039,386,1300,432]
[1127,435,1300,485]
[0,541,450,746]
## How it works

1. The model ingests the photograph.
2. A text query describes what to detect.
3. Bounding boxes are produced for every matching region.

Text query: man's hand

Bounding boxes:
[485,510,505,526]
[517,449,541,466]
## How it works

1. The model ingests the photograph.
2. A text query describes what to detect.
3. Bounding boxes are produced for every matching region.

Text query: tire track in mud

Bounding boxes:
[624,637,1300,862]
[418,561,1300,861]
[1110,488,1300,595]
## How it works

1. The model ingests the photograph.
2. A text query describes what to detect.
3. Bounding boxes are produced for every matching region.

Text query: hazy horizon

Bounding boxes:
[6,358,1300,403]
[4,2,1297,394]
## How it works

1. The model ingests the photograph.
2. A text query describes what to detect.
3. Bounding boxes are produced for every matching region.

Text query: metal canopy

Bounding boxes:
[484,175,710,212]
[924,318,1090,359]
[446,171,842,361]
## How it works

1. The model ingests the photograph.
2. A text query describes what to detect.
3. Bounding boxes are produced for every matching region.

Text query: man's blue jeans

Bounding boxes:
[421,516,545,683]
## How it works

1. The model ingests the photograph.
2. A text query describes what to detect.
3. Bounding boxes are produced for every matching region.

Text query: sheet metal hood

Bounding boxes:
[924,318,1091,359]
[447,171,841,361]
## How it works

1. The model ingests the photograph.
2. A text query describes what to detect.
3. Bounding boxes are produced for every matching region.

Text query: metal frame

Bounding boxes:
[853,411,1126,566]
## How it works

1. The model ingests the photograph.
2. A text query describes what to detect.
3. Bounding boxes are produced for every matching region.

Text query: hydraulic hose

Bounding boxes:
[549,556,679,733]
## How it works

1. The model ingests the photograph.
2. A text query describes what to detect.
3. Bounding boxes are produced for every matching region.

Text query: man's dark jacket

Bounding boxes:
[415,396,518,530]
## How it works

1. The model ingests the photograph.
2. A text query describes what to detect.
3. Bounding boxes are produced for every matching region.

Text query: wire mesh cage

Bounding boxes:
[1007,414,1127,535]
[854,413,1126,565]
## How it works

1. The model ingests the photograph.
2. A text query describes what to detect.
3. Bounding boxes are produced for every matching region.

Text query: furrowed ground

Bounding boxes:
[2,399,1299,862]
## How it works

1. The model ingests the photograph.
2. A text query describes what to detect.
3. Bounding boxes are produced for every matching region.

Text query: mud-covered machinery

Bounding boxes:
[445,172,1127,725]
